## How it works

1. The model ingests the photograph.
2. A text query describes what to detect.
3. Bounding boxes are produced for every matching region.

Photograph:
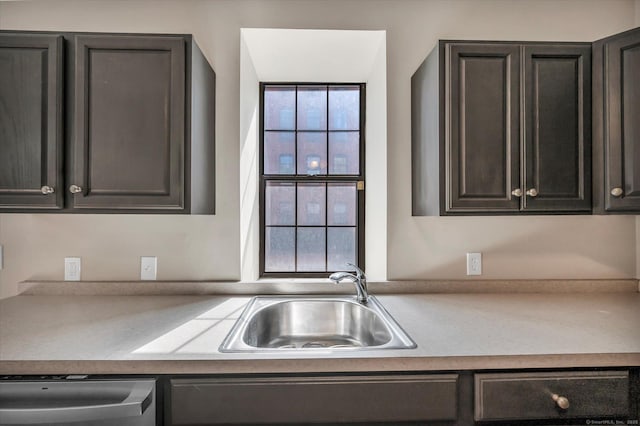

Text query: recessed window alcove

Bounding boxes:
[239,28,387,281]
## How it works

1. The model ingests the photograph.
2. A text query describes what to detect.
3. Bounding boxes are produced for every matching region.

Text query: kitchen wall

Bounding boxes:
[637,217,640,279]
[631,0,638,278]
[0,0,638,298]
[0,216,3,288]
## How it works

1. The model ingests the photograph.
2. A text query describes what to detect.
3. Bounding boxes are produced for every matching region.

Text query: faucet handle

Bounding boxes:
[346,263,365,279]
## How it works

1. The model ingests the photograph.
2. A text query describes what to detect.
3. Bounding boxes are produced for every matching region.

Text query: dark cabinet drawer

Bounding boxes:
[170,374,458,425]
[475,371,629,421]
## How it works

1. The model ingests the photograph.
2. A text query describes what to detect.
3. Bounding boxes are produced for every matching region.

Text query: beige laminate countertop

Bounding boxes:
[1,293,639,374]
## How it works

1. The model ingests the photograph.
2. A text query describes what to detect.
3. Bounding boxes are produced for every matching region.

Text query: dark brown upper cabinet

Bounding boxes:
[0,31,215,214]
[522,45,591,212]
[412,41,591,215]
[593,26,640,214]
[0,34,64,210]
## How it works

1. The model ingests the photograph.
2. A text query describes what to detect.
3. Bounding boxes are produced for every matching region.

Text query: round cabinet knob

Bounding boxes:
[511,188,523,197]
[69,185,83,194]
[610,187,624,197]
[552,394,570,410]
[526,188,538,197]
[40,186,55,195]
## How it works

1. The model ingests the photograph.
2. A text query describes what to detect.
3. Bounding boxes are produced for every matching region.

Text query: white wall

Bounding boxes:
[239,34,260,282]
[0,0,638,298]
[636,0,640,24]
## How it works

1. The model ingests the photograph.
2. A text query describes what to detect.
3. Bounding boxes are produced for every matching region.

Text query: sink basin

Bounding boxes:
[219,296,416,352]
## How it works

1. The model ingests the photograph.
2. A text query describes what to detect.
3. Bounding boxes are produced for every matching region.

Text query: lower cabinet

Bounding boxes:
[169,374,459,425]
[475,371,630,423]
[165,369,638,426]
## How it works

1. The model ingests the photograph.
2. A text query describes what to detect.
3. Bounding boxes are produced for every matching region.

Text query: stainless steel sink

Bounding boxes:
[219,296,416,352]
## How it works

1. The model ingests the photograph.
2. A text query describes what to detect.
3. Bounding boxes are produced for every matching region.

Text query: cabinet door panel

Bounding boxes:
[604,28,640,211]
[0,34,63,209]
[446,44,520,213]
[171,375,458,424]
[72,35,185,210]
[523,45,591,212]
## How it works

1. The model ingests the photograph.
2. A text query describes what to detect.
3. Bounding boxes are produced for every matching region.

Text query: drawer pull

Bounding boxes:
[40,185,55,194]
[611,187,624,197]
[551,394,570,410]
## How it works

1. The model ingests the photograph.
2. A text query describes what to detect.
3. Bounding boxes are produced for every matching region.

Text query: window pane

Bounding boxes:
[327,227,356,271]
[264,86,295,130]
[266,182,295,225]
[297,86,327,130]
[329,132,359,175]
[297,227,325,271]
[264,132,295,174]
[327,183,356,226]
[297,183,326,226]
[297,132,327,175]
[265,227,295,272]
[329,86,360,130]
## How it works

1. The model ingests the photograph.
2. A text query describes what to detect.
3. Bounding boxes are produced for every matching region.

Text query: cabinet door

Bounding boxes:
[0,34,63,210]
[523,45,591,212]
[446,43,521,213]
[71,35,185,211]
[170,374,458,425]
[601,28,640,211]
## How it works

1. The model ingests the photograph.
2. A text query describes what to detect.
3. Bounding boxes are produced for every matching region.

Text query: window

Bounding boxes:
[260,83,365,277]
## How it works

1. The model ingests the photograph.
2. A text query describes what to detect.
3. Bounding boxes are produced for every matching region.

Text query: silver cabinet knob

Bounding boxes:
[40,185,55,195]
[69,185,83,194]
[526,188,538,197]
[511,188,523,197]
[551,394,570,410]
[611,187,623,197]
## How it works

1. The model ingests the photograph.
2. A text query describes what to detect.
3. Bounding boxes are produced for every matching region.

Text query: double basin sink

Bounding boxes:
[219,296,416,352]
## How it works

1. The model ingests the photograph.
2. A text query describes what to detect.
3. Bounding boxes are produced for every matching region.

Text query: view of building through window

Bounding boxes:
[260,84,364,276]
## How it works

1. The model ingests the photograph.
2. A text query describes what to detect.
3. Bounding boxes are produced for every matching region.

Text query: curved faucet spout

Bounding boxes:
[329,264,369,304]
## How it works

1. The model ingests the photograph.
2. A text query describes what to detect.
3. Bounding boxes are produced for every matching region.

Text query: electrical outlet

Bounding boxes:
[140,256,157,281]
[466,252,482,276]
[64,257,81,281]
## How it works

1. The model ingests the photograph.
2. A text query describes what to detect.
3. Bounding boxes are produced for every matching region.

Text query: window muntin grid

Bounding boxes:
[260,83,364,276]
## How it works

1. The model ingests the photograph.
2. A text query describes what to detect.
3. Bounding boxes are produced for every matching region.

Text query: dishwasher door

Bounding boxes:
[0,379,155,426]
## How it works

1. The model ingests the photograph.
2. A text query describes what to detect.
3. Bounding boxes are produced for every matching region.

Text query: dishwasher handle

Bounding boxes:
[0,381,154,425]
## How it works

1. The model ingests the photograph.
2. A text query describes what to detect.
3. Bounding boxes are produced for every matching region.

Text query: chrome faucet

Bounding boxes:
[329,263,368,304]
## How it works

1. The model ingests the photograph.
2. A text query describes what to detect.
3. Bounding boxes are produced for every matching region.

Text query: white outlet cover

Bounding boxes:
[466,252,482,276]
[64,257,81,281]
[140,256,157,281]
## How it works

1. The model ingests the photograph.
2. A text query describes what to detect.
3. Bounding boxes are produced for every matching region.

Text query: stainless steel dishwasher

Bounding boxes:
[0,378,156,425]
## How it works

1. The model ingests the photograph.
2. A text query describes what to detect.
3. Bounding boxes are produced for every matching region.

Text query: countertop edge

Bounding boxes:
[3,353,640,375]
